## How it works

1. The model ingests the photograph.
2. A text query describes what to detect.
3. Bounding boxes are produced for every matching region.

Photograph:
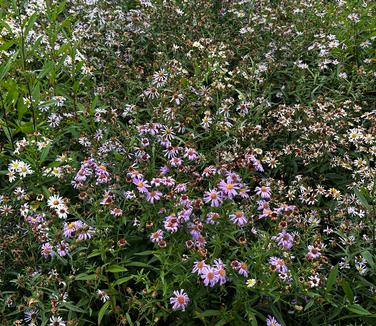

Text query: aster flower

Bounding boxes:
[266,315,281,326]
[49,316,66,326]
[133,177,150,193]
[271,230,294,250]
[56,241,69,256]
[170,289,189,311]
[218,179,238,198]
[63,222,76,238]
[203,189,223,207]
[255,186,271,199]
[246,279,257,288]
[229,211,248,226]
[192,260,208,275]
[47,195,65,209]
[306,245,321,260]
[97,289,110,303]
[146,190,162,203]
[150,229,164,243]
[41,242,54,258]
[184,147,198,161]
[201,266,219,287]
[238,262,249,277]
[269,257,288,273]
[214,259,227,285]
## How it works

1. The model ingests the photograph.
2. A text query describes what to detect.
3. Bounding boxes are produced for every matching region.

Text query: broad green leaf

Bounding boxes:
[98,301,111,325]
[347,304,372,316]
[106,265,127,273]
[326,264,339,293]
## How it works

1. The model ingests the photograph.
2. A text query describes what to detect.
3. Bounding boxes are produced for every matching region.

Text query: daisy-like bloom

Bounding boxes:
[97,289,110,303]
[8,160,22,172]
[56,205,69,219]
[24,308,39,324]
[202,165,217,177]
[152,68,168,87]
[271,230,294,250]
[229,211,248,226]
[255,186,271,199]
[206,212,221,225]
[308,275,321,288]
[77,225,95,240]
[192,260,208,275]
[150,229,164,243]
[164,215,180,232]
[41,242,54,258]
[269,257,288,273]
[49,315,66,326]
[266,315,281,326]
[203,189,223,207]
[110,208,123,217]
[47,195,65,209]
[306,245,321,260]
[18,161,34,177]
[201,266,219,287]
[63,222,76,238]
[170,289,189,311]
[246,279,257,288]
[184,147,198,161]
[146,190,162,203]
[238,262,249,277]
[238,184,250,198]
[214,259,227,285]
[218,179,238,199]
[132,177,150,193]
[56,241,69,256]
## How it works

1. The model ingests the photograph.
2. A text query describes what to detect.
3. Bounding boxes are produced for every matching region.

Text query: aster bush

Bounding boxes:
[0,0,375,325]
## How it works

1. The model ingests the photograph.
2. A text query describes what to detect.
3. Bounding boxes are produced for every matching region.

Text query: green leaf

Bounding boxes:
[62,302,85,313]
[40,145,52,162]
[195,310,221,318]
[354,188,371,210]
[75,273,97,281]
[98,301,111,325]
[106,265,127,273]
[114,276,135,286]
[361,250,375,268]
[326,264,339,293]
[38,61,55,79]
[24,12,38,39]
[341,280,354,303]
[347,304,372,316]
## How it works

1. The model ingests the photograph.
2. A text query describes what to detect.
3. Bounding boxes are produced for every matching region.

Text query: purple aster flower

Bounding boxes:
[271,230,294,250]
[269,257,288,273]
[146,190,162,203]
[184,147,198,161]
[41,242,54,258]
[203,189,223,207]
[150,229,164,243]
[214,259,227,285]
[170,289,189,311]
[238,262,249,277]
[192,260,208,275]
[63,222,76,238]
[229,211,248,226]
[56,241,69,256]
[255,186,271,199]
[133,177,150,193]
[201,266,219,287]
[218,179,238,199]
[164,215,180,232]
[266,315,281,326]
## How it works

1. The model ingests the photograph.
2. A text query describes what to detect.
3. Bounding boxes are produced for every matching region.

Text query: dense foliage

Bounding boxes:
[0,0,375,325]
